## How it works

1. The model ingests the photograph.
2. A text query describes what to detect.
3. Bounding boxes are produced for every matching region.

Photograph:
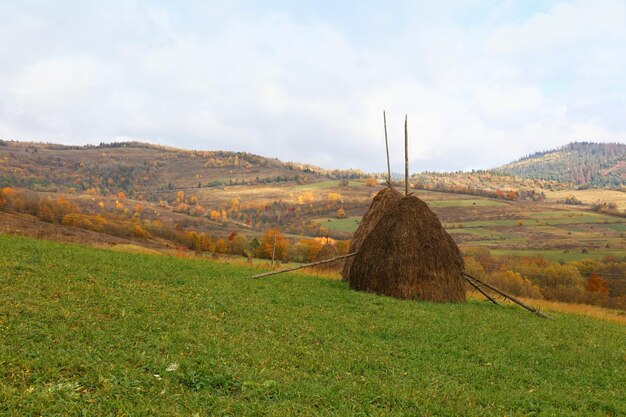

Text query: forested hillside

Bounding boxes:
[496,142,626,187]
[0,140,366,197]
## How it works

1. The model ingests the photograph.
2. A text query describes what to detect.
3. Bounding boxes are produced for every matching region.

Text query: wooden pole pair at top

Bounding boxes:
[383,111,409,196]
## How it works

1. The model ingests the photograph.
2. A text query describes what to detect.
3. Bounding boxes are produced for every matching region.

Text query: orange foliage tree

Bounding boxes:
[256,229,288,261]
[586,273,609,296]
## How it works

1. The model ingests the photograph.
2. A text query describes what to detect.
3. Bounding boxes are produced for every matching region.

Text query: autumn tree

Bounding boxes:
[327,192,343,202]
[337,207,346,219]
[297,192,315,204]
[133,224,150,239]
[37,201,56,223]
[486,270,543,299]
[256,229,288,261]
[227,233,249,256]
[53,196,77,218]
[366,178,376,187]
[335,239,350,255]
[216,239,228,254]
[190,205,206,217]
[586,272,609,296]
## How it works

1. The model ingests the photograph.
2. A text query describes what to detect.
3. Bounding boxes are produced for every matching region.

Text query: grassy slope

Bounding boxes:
[1,235,624,416]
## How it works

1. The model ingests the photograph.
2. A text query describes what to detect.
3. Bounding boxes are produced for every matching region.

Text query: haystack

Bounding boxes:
[314,243,341,271]
[341,186,402,281]
[348,195,465,302]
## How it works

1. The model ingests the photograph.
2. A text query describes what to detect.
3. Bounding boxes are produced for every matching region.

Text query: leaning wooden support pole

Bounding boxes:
[404,114,409,196]
[464,273,553,319]
[251,253,358,279]
[384,110,391,184]
[464,275,499,305]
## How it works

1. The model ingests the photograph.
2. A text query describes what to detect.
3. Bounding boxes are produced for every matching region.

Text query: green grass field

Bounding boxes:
[295,181,343,190]
[490,248,626,262]
[444,216,624,229]
[1,235,625,416]
[317,216,362,233]
[426,199,506,207]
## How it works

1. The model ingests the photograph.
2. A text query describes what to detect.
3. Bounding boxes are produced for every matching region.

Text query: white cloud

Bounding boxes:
[0,1,624,172]
[486,0,626,55]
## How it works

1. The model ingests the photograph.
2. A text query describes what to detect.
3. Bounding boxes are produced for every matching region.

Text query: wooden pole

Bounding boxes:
[464,275,499,305]
[463,273,553,319]
[404,114,408,196]
[271,234,277,267]
[384,110,391,184]
[251,253,358,279]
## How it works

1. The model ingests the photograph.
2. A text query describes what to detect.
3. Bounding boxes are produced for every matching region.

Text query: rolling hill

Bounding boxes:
[495,142,626,187]
[0,140,366,198]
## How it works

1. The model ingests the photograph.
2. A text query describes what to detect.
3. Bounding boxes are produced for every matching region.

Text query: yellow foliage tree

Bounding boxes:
[297,192,315,204]
[216,239,228,254]
[327,192,343,202]
[335,240,350,255]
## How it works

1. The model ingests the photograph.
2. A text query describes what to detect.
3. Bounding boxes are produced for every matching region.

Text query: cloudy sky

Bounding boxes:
[1,1,625,172]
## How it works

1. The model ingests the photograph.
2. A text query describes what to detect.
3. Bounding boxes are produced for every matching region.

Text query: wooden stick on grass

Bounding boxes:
[464,275,499,305]
[251,255,550,320]
[251,253,358,279]
[464,273,553,319]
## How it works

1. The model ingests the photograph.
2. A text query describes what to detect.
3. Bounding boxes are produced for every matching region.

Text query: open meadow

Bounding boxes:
[1,234,625,416]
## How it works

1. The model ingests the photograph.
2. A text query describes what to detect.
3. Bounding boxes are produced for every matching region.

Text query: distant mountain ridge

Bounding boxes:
[494,142,626,187]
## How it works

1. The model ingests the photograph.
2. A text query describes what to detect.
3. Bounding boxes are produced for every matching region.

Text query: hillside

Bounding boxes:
[495,142,626,187]
[0,140,365,197]
[1,235,625,415]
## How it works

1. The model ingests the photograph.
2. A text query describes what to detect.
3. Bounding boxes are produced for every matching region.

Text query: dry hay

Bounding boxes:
[348,195,465,302]
[314,243,341,271]
[341,186,403,281]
